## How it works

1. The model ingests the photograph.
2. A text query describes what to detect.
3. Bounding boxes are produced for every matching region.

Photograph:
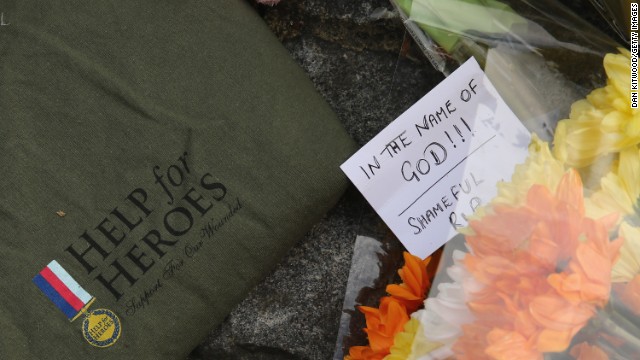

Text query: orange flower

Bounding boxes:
[618,274,640,315]
[452,323,493,360]
[386,252,433,312]
[456,170,622,358]
[345,298,410,360]
[569,342,609,360]
[344,345,386,360]
[359,297,409,353]
[345,251,439,359]
[485,328,541,360]
[528,296,596,352]
[547,215,623,307]
[464,205,540,258]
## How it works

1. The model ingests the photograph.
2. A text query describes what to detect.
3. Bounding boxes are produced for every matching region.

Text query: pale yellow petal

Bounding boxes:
[586,147,640,220]
[495,134,564,206]
[604,50,631,98]
[384,319,445,360]
[553,49,640,169]
[613,223,640,282]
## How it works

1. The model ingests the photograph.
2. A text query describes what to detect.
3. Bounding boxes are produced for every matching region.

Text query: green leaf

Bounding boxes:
[403,0,527,52]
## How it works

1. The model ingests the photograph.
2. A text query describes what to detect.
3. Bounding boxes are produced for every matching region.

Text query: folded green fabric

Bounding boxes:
[0,1,355,358]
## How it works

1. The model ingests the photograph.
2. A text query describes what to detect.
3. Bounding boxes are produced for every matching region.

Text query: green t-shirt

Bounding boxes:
[0,1,355,358]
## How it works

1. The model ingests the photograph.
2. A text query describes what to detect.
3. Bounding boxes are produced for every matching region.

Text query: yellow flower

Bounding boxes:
[613,222,640,282]
[384,318,446,360]
[579,132,640,285]
[384,319,420,360]
[587,146,640,220]
[584,147,640,284]
[493,134,565,206]
[467,134,564,225]
[553,49,640,168]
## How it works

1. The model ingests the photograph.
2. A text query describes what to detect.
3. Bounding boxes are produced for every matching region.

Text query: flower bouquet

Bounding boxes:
[343,1,639,359]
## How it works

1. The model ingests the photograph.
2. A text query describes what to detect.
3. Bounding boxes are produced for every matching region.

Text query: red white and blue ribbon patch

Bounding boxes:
[33,260,94,320]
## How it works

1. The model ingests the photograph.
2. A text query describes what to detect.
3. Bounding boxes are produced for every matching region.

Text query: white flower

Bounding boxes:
[408,250,477,359]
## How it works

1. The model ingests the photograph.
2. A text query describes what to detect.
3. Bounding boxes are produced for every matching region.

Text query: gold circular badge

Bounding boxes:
[82,308,121,348]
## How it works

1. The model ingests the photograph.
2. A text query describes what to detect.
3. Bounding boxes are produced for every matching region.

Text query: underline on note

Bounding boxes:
[398,134,496,217]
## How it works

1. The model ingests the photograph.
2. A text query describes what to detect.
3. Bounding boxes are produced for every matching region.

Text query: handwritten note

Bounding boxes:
[341,58,530,258]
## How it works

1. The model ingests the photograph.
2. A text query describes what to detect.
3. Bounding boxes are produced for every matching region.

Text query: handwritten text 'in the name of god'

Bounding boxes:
[358,78,479,182]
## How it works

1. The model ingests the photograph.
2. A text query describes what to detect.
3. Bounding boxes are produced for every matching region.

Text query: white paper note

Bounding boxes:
[341,58,530,258]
